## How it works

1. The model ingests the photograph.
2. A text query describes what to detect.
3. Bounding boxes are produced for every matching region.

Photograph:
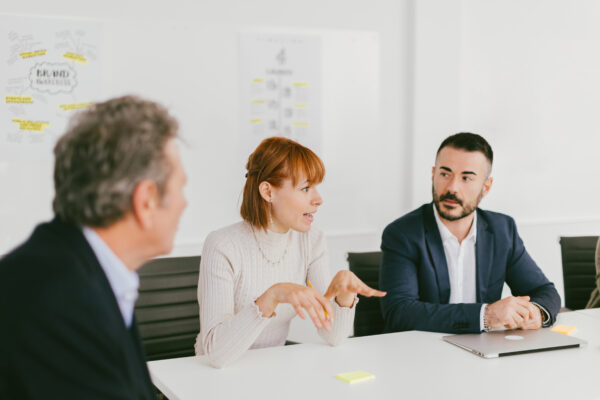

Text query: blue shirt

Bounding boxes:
[82,227,139,328]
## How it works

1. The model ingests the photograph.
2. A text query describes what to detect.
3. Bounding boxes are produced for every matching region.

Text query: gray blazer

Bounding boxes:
[586,238,600,308]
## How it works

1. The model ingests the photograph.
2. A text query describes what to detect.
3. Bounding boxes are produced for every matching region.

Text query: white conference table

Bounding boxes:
[578,307,600,320]
[148,310,600,400]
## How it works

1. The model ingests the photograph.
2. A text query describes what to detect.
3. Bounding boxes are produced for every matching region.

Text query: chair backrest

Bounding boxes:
[559,236,598,310]
[135,256,201,361]
[347,251,384,337]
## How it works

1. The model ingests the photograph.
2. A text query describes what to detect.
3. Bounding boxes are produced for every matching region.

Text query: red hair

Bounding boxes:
[241,137,325,230]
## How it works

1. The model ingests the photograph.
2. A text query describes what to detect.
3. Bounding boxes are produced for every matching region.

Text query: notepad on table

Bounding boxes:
[551,325,577,335]
[336,370,375,384]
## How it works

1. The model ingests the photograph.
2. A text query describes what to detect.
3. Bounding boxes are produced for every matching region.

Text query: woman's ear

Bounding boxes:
[258,181,272,202]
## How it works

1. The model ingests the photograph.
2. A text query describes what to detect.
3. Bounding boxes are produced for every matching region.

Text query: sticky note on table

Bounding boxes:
[552,325,577,335]
[336,371,375,384]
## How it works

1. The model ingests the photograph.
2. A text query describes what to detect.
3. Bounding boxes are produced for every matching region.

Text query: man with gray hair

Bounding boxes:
[0,96,187,399]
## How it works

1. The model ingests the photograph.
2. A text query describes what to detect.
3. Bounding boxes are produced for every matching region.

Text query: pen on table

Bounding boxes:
[307,280,329,319]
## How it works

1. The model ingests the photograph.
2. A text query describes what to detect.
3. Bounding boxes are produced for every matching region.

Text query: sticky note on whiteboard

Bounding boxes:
[336,371,375,384]
[551,325,577,335]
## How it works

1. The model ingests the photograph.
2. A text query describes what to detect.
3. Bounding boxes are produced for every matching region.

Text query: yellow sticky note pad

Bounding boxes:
[336,371,375,384]
[552,325,577,335]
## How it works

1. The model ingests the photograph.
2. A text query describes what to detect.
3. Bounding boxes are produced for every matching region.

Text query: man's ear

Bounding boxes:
[258,181,272,202]
[482,176,493,198]
[431,166,435,181]
[131,179,159,230]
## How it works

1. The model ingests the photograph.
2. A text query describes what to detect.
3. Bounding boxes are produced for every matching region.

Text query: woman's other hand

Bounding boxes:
[323,270,387,307]
[255,283,333,330]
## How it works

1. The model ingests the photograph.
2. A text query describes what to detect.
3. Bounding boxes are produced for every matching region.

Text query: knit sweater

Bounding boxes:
[195,221,355,368]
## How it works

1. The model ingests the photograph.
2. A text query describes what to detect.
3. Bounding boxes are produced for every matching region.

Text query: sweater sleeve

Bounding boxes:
[306,229,355,346]
[196,233,272,368]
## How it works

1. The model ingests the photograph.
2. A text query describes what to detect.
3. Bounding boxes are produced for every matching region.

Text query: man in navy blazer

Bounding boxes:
[380,133,560,334]
[0,96,188,398]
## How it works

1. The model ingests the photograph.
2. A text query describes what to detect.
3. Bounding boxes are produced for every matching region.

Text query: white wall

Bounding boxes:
[413,0,600,306]
[0,0,413,269]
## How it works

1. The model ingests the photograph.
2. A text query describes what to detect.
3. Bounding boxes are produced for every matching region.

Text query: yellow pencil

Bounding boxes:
[307,280,329,319]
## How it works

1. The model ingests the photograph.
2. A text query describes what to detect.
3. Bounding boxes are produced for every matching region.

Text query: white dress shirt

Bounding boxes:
[433,204,486,330]
[82,227,139,328]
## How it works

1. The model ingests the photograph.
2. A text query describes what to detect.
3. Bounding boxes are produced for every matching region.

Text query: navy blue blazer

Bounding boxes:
[379,203,561,334]
[0,218,155,399]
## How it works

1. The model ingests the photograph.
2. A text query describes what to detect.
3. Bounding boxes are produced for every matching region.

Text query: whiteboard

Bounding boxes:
[0,17,381,256]
[0,14,103,253]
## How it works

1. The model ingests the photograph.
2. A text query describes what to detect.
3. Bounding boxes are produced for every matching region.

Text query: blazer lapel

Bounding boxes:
[475,211,494,302]
[51,219,130,333]
[424,205,451,303]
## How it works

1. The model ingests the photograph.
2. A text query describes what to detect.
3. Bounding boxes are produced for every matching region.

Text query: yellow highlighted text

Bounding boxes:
[5,96,33,104]
[11,119,50,132]
[20,50,47,58]
[58,102,93,111]
[62,52,88,65]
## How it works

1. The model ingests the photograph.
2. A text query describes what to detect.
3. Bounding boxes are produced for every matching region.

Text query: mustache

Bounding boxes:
[439,192,463,206]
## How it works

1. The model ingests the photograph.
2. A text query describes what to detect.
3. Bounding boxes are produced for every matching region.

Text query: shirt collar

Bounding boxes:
[432,203,477,244]
[82,227,139,309]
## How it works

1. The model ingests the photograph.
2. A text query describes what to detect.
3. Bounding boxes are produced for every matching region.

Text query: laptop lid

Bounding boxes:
[443,329,586,358]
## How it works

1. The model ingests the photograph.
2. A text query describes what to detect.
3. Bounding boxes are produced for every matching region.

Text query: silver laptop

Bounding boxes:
[443,329,586,358]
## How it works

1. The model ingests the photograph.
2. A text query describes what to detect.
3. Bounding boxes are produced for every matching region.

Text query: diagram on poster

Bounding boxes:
[239,32,322,156]
[0,15,102,158]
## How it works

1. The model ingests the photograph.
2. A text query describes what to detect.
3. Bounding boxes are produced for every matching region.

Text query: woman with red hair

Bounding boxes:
[195,137,385,368]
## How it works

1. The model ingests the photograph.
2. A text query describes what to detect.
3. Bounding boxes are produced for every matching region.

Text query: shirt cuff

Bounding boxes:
[334,295,359,310]
[531,301,551,327]
[480,304,488,331]
[252,297,276,319]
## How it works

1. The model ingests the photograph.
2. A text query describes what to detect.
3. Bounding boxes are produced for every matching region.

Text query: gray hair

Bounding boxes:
[53,95,179,227]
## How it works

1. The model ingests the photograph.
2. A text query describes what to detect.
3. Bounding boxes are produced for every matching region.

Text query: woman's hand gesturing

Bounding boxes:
[324,270,386,308]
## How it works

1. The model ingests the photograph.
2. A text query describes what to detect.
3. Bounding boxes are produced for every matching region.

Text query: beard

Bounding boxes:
[432,185,484,221]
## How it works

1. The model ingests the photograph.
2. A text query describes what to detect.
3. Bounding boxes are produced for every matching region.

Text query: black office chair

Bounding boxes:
[135,256,201,361]
[347,251,384,337]
[559,236,598,310]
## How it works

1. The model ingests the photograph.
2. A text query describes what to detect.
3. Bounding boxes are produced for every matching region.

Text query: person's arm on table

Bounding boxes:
[379,225,482,333]
[503,218,560,327]
[483,296,542,330]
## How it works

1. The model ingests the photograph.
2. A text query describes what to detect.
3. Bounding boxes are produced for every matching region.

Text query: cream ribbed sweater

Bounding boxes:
[195,221,355,368]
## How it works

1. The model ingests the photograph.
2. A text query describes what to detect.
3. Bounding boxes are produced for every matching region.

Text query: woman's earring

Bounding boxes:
[269,201,274,226]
